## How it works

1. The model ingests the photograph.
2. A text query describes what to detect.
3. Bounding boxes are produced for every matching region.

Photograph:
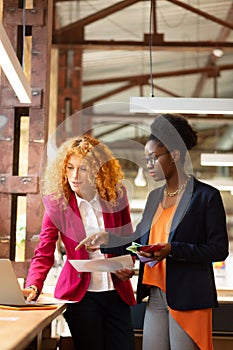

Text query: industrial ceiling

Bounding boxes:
[52,0,233,141]
[52,1,233,158]
[53,1,233,103]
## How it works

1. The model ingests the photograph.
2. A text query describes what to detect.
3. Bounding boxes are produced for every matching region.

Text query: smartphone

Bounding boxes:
[137,244,165,253]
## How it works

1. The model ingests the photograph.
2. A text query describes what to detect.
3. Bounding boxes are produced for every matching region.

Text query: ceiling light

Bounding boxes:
[200,178,233,192]
[213,48,224,58]
[0,22,31,103]
[200,153,233,167]
[130,97,233,115]
[134,167,147,187]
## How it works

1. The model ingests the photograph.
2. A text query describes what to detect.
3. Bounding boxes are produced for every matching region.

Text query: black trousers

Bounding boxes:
[63,290,136,350]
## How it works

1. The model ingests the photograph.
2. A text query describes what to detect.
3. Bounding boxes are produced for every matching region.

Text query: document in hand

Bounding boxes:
[69,254,134,272]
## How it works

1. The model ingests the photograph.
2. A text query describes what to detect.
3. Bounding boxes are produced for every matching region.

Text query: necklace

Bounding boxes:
[164,175,191,197]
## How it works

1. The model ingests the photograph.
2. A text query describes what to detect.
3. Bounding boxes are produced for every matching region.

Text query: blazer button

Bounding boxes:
[77,273,82,278]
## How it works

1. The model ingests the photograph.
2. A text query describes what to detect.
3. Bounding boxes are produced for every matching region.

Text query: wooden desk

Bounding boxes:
[217,289,233,303]
[0,298,66,350]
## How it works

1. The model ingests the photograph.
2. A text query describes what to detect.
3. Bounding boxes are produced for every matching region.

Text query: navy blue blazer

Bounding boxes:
[134,176,229,310]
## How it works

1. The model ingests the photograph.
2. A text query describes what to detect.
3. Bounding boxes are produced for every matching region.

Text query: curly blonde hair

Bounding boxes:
[41,135,124,205]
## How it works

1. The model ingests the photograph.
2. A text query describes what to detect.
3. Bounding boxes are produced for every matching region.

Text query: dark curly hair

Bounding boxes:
[149,114,197,163]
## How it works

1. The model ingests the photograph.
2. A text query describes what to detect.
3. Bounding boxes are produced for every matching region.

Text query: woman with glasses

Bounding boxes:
[77,114,229,350]
[22,135,136,350]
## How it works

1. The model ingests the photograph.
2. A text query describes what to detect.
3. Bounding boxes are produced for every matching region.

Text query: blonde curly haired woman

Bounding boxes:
[23,135,136,350]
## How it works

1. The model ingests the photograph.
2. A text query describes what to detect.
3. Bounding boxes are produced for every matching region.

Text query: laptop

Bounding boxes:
[0,259,56,308]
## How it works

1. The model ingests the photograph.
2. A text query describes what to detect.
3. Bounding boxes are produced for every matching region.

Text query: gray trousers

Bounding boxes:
[142,287,200,350]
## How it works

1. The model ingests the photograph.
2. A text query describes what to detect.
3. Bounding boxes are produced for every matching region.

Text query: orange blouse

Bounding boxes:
[142,203,213,350]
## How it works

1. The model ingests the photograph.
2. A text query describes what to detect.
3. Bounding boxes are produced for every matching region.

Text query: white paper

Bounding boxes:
[37,294,75,304]
[69,255,134,272]
[0,317,19,321]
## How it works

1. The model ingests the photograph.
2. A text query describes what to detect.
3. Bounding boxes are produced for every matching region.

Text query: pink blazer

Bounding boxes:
[26,189,136,306]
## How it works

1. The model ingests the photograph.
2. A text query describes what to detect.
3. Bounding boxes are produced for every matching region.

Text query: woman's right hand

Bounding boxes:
[75,231,109,251]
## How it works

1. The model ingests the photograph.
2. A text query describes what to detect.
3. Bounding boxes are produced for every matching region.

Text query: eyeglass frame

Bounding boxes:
[143,151,169,166]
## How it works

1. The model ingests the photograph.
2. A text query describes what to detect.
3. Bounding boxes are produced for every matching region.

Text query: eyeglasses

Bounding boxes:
[143,151,169,166]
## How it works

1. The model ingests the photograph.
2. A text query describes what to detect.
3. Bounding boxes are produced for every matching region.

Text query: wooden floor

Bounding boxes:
[59,333,143,350]
[59,336,76,350]
[58,334,233,350]
[213,335,233,350]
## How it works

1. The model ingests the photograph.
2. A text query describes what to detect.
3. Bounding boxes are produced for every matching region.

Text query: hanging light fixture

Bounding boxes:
[130,97,233,115]
[201,178,233,192]
[0,22,31,103]
[212,48,224,58]
[134,167,147,187]
[200,153,233,166]
[129,1,233,115]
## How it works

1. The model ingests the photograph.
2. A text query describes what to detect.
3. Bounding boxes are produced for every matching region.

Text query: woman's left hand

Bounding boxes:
[22,287,38,302]
[138,243,171,262]
[114,268,135,281]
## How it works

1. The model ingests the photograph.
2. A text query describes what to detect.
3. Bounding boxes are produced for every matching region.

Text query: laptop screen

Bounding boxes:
[0,259,27,305]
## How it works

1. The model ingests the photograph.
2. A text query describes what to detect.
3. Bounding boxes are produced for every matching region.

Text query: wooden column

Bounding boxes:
[56,48,92,142]
[0,0,53,261]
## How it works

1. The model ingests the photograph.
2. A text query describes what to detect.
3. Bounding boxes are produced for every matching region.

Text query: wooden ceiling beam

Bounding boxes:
[83,63,233,86]
[53,40,233,51]
[152,84,180,97]
[53,0,233,46]
[83,81,137,108]
[53,0,141,42]
[52,1,233,108]
[83,81,180,108]
[167,0,233,30]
